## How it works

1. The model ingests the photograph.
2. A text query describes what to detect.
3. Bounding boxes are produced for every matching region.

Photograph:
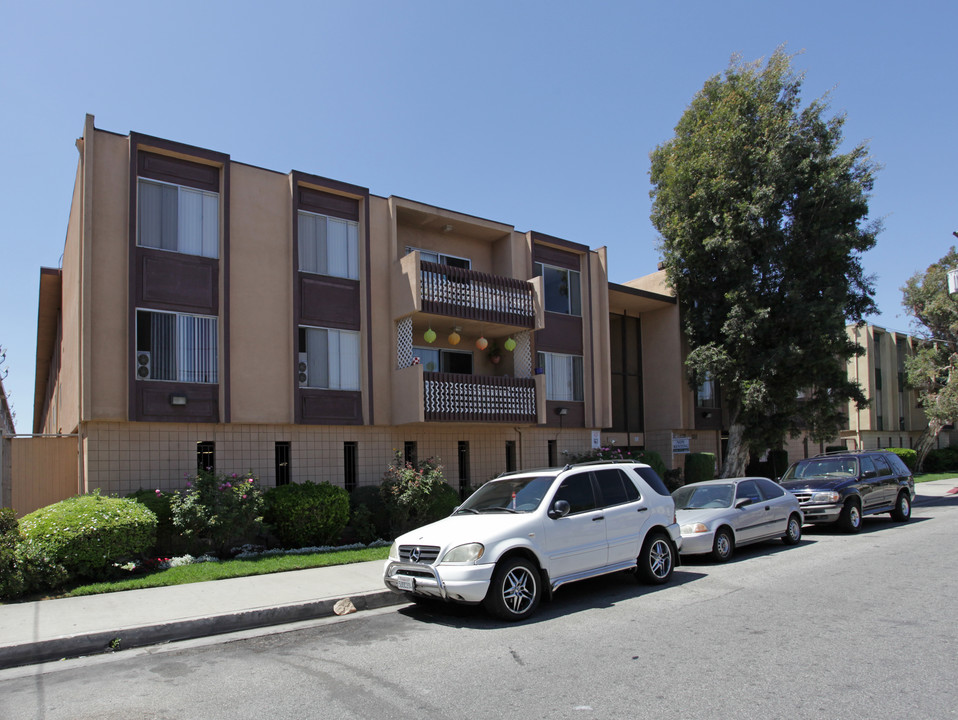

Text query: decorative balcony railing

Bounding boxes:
[419,261,536,328]
[423,372,536,423]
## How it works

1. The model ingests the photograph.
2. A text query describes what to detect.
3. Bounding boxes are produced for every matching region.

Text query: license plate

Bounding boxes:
[397,575,415,591]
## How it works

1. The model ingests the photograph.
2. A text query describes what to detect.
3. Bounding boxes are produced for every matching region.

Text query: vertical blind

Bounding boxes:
[303,327,360,390]
[539,351,584,402]
[140,310,218,383]
[298,211,359,279]
[138,179,219,258]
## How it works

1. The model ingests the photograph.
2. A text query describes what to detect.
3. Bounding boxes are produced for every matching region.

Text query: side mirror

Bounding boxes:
[550,499,571,519]
[735,498,752,509]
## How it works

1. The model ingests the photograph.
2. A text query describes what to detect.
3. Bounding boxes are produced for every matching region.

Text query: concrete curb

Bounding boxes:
[0,589,406,671]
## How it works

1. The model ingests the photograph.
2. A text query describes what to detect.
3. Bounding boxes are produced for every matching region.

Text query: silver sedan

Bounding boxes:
[672,477,804,562]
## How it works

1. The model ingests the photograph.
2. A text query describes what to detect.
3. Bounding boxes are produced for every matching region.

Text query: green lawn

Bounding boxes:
[914,472,958,483]
[55,546,391,599]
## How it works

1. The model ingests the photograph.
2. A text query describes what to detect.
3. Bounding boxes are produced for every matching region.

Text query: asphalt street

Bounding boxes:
[2,494,956,720]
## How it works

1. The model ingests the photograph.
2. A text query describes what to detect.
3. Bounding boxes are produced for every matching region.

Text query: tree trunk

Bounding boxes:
[915,416,946,471]
[720,421,750,478]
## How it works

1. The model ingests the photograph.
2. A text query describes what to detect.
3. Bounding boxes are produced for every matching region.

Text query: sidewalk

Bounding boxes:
[2,479,956,671]
[0,559,406,670]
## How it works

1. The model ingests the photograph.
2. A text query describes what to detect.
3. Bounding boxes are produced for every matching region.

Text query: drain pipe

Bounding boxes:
[514,426,524,470]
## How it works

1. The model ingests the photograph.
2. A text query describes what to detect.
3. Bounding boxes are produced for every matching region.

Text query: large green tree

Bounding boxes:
[649,49,879,477]
[901,245,958,469]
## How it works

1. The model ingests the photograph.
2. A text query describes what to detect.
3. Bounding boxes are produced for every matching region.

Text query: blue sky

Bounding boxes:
[1,1,955,432]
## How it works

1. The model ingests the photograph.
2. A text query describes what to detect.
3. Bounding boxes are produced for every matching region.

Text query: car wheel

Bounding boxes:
[711,527,734,563]
[484,557,541,621]
[890,491,912,522]
[838,499,862,534]
[639,532,675,584]
[782,513,802,545]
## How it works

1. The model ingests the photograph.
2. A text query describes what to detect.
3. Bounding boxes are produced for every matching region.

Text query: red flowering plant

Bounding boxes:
[380,451,451,535]
[169,470,265,557]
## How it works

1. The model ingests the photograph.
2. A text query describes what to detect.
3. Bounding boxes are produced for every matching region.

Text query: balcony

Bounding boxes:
[419,261,536,328]
[392,365,545,425]
[393,252,543,331]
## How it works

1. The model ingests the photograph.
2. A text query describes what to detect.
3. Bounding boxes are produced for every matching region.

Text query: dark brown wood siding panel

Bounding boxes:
[298,186,360,221]
[544,400,585,428]
[136,250,218,314]
[695,408,723,431]
[299,275,361,330]
[300,390,363,425]
[536,314,584,355]
[138,152,220,191]
[533,244,581,271]
[135,382,219,423]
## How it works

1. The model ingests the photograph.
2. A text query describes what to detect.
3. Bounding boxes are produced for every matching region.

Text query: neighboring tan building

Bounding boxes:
[841,323,956,452]
[32,115,620,497]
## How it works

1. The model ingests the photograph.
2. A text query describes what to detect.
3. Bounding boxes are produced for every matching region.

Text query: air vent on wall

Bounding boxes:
[136,351,152,380]
[298,352,308,387]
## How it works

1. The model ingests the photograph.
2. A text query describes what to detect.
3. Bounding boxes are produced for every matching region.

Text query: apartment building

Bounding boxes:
[32,115,619,497]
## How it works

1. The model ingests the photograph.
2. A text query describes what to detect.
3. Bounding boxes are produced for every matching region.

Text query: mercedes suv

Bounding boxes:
[383,460,682,621]
[778,451,915,533]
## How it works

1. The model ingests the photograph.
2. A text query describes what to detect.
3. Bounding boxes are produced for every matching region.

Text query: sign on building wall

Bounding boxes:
[672,434,690,454]
[591,431,601,449]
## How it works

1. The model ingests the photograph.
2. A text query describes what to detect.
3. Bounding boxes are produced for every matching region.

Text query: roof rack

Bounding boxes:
[494,459,647,478]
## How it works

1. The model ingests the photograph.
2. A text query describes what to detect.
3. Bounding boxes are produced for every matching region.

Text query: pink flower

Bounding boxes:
[242,494,247,500]
[155,489,161,495]
[186,481,192,488]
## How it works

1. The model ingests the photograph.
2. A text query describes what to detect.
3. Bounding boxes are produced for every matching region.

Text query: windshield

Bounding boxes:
[672,484,734,510]
[458,476,554,513]
[781,458,858,481]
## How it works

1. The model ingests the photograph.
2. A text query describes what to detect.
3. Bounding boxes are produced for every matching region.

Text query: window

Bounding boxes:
[413,347,473,374]
[696,373,717,408]
[534,262,581,315]
[197,441,215,473]
[138,179,219,258]
[275,442,291,486]
[548,439,557,467]
[594,468,636,506]
[344,442,358,492]
[505,440,517,473]
[298,211,359,279]
[735,480,761,504]
[537,351,584,402]
[405,246,471,269]
[298,327,361,390]
[756,478,785,499]
[458,441,471,498]
[554,473,597,514]
[404,441,417,466]
[136,310,218,383]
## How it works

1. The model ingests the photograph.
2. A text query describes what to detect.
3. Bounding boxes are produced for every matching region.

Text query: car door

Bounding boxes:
[733,480,773,542]
[756,478,790,535]
[871,454,897,506]
[857,456,884,510]
[542,472,608,579]
[594,468,649,565]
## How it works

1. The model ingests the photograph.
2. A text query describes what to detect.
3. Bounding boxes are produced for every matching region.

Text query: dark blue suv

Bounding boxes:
[778,451,915,533]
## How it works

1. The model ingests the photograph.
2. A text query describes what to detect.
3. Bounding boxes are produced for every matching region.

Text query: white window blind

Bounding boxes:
[303,327,361,390]
[538,351,584,402]
[298,211,359,279]
[138,310,218,384]
[138,179,219,258]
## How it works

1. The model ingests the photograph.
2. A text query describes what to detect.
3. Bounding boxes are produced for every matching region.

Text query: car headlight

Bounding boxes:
[440,543,485,564]
[388,541,399,560]
[809,491,840,504]
[680,522,709,535]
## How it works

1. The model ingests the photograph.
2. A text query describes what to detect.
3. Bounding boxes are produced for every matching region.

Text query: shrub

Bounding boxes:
[768,449,790,478]
[663,467,683,492]
[127,489,188,556]
[426,482,460,521]
[885,448,917,472]
[170,470,265,556]
[0,508,28,600]
[263,481,350,548]
[684,453,716,484]
[922,446,958,473]
[349,485,390,544]
[567,446,668,479]
[18,492,157,583]
[380,452,449,536]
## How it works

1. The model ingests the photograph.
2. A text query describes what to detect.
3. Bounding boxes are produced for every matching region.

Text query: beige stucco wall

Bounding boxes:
[585,247,612,429]
[229,164,294,423]
[88,129,131,421]
[368,195,393,426]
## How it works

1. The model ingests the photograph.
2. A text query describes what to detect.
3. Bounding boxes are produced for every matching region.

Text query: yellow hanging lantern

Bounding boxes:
[448,330,461,346]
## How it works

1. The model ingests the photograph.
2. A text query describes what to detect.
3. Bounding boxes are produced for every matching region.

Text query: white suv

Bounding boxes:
[383,460,682,621]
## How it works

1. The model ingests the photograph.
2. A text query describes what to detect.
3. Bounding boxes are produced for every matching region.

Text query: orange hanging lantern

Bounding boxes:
[476,336,488,351]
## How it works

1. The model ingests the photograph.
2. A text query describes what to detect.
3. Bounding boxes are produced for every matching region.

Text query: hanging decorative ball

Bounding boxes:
[476,336,489,351]
[424,328,437,344]
[504,337,517,352]
[448,330,461,346]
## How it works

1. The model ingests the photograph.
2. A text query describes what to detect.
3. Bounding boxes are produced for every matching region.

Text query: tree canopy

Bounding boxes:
[649,48,880,476]
[901,245,958,468]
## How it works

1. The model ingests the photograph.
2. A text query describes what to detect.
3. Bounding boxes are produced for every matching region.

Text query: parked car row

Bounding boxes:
[382,451,916,621]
